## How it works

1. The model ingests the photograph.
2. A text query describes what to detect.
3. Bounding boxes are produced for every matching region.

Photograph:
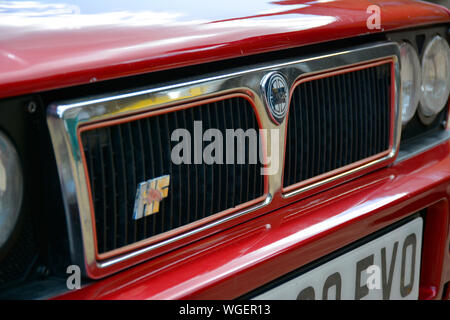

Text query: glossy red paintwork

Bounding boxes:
[55,139,450,300]
[0,0,449,99]
[2,0,448,300]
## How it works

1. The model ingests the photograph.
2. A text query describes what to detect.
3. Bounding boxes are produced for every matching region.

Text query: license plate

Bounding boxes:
[253,217,423,300]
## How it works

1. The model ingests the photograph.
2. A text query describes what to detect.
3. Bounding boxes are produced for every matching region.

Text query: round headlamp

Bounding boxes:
[0,131,23,249]
[399,42,421,125]
[419,35,450,123]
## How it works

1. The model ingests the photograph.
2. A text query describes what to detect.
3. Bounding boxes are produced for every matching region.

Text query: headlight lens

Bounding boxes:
[399,42,421,125]
[419,35,450,120]
[0,131,23,249]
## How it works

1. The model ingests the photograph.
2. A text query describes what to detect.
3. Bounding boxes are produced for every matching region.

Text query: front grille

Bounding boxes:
[283,63,392,189]
[80,97,265,255]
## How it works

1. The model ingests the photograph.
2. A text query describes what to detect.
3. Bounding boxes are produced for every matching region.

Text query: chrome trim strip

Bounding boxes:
[47,41,401,278]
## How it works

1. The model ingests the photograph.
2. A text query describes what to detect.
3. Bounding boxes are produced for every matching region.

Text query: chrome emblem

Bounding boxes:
[133,175,170,220]
[262,72,289,124]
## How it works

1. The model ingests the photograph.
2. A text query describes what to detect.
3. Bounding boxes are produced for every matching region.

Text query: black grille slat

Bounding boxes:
[345,73,353,164]
[368,68,376,157]
[330,76,338,172]
[82,97,264,255]
[225,99,234,209]
[384,67,392,147]
[318,78,326,174]
[199,105,207,219]
[164,114,174,230]
[106,128,118,251]
[369,69,378,154]
[153,116,165,234]
[363,69,370,159]
[251,103,259,199]
[375,67,383,155]
[352,70,360,161]
[133,120,146,241]
[242,100,250,206]
[379,67,386,151]
[357,69,366,160]
[102,128,116,251]
[301,83,308,182]
[187,108,199,224]
[236,99,243,206]
[174,112,184,228]
[284,63,392,188]
[143,117,156,237]
[308,82,315,179]
[97,133,108,252]
[111,126,127,248]
[124,123,136,243]
[325,77,332,173]
[338,75,346,166]
[206,102,216,217]
[219,101,229,211]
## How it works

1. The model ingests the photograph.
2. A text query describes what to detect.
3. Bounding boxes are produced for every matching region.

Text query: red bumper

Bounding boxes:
[55,139,450,300]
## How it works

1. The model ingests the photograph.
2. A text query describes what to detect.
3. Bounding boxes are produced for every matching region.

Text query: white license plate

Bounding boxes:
[253,217,423,300]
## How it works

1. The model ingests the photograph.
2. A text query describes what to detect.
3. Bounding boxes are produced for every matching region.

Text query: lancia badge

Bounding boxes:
[133,175,170,220]
[262,72,289,125]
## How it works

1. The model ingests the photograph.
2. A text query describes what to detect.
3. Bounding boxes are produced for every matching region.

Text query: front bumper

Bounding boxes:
[55,139,450,300]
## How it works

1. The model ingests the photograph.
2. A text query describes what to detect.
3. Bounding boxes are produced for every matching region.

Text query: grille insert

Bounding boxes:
[81,97,265,255]
[283,62,392,190]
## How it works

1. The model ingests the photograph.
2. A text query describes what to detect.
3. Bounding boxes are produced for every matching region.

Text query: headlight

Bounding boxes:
[419,35,450,123]
[0,131,23,249]
[399,42,421,125]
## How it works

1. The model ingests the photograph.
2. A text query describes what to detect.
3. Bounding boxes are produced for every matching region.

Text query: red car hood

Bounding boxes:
[0,0,449,99]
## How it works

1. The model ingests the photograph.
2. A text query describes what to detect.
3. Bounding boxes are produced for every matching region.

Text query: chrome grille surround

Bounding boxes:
[47,42,401,278]
[79,95,266,259]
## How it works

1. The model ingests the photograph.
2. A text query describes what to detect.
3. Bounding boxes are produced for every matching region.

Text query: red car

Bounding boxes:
[0,0,449,301]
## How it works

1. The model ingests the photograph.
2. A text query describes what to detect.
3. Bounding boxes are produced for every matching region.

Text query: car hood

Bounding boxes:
[0,0,449,99]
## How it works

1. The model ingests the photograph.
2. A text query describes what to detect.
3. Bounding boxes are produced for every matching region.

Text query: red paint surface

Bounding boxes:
[55,140,450,300]
[2,0,448,300]
[0,0,449,99]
